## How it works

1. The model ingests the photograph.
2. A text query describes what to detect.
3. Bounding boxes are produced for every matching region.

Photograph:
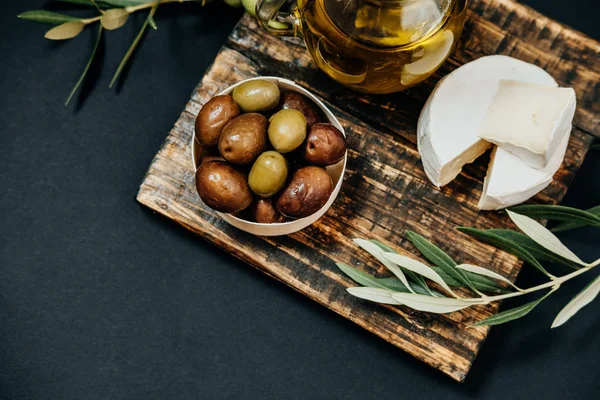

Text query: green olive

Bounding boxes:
[277,91,324,126]
[248,151,289,197]
[232,79,280,112]
[268,109,307,153]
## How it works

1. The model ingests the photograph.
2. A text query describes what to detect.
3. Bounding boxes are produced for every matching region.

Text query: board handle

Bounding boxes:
[256,0,301,37]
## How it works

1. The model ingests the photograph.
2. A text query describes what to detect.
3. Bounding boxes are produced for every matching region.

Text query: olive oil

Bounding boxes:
[298,0,467,93]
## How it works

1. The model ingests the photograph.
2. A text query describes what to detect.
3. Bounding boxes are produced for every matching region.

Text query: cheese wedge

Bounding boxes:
[478,80,576,169]
[479,132,570,210]
[417,55,558,187]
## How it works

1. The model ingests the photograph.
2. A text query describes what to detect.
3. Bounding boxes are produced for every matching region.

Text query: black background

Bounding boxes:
[1,1,599,399]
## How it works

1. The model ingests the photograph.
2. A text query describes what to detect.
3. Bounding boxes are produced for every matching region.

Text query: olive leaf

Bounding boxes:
[455,264,520,291]
[406,231,477,292]
[109,4,158,88]
[510,205,600,229]
[457,227,553,277]
[57,0,99,5]
[353,239,414,294]
[383,252,458,297]
[470,288,556,327]
[45,21,86,40]
[552,275,600,328]
[369,240,437,296]
[346,287,402,305]
[391,293,482,314]
[335,263,443,296]
[18,10,79,24]
[65,25,103,106]
[507,210,586,266]
[96,0,155,6]
[552,206,600,233]
[432,266,509,293]
[148,15,157,30]
[101,8,129,30]
[488,229,580,269]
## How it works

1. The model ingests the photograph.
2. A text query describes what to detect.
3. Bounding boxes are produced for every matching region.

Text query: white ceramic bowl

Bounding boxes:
[192,76,347,236]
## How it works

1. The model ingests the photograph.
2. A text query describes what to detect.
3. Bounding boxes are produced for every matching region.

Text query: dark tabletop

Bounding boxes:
[1,1,599,399]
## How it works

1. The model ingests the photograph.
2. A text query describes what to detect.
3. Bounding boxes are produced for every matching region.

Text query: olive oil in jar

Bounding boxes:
[298,0,467,93]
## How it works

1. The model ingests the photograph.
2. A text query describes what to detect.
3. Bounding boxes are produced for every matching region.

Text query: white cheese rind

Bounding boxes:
[478,80,576,169]
[417,55,558,187]
[478,131,570,210]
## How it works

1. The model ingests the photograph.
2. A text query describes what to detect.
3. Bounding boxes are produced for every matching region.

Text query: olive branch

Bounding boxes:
[338,204,600,327]
[17,0,257,105]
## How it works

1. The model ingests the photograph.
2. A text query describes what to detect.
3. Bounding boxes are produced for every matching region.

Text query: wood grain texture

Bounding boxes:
[137,0,597,382]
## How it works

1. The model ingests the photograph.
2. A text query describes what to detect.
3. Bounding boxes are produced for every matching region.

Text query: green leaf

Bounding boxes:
[224,0,243,7]
[148,15,157,30]
[346,287,401,305]
[369,240,437,296]
[455,264,519,290]
[471,288,556,327]
[56,0,127,7]
[242,0,257,16]
[391,293,483,314]
[18,10,79,24]
[56,0,98,5]
[336,263,406,291]
[353,239,414,294]
[383,252,457,296]
[510,205,600,229]
[109,4,157,88]
[103,0,156,6]
[488,229,580,269]
[44,21,85,40]
[65,24,103,106]
[335,263,442,296]
[458,227,553,277]
[406,231,477,292]
[430,266,508,293]
[507,210,586,266]
[101,8,129,30]
[552,275,600,328]
[551,206,600,233]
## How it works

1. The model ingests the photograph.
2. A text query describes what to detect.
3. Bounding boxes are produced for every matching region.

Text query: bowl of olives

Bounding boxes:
[192,76,347,236]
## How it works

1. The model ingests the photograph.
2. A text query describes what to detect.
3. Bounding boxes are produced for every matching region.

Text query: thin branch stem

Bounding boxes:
[81,0,196,25]
[478,260,598,304]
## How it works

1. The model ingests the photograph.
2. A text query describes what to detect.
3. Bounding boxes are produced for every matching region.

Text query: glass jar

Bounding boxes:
[256,0,467,93]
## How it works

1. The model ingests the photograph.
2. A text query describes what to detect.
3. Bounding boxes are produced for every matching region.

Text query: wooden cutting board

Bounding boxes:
[137,0,598,382]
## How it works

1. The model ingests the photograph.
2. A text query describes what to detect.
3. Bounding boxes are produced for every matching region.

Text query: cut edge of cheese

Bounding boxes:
[478,80,576,169]
[478,130,571,210]
[417,55,558,188]
[418,87,492,186]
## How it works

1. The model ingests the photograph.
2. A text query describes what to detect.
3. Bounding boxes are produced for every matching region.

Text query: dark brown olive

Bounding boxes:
[276,166,333,218]
[278,91,323,126]
[218,113,267,165]
[199,155,225,165]
[195,161,253,213]
[195,95,240,148]
[252,198,286,224]
[304,123,347,166]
